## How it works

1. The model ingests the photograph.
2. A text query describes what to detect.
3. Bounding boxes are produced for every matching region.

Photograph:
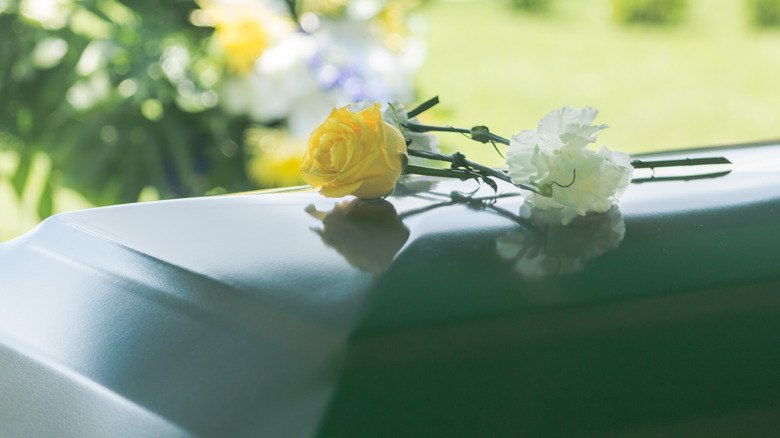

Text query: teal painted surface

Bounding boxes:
[0,142,779,436]
[318,144,780,437]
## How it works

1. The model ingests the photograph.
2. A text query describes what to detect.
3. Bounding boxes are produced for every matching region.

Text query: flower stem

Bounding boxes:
[406,96,440,119]
[630,156,731,169]
[408,149,511,183]
[469,125,510,145]
[406,149,541,195]
[403,164,480,181]
[404,121,471,135]
[403,121,511,149]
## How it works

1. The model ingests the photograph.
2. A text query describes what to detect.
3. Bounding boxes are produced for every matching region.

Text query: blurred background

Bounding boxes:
[2,0,780,242]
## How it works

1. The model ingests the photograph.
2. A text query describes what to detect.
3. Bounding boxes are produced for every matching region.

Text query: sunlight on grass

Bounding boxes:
[416,0,780,165]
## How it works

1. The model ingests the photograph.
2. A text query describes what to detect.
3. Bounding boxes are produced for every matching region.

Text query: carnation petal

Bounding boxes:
[505,106,632,224]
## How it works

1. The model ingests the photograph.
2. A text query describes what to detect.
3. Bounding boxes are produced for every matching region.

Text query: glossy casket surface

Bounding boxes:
[1,141,780,437]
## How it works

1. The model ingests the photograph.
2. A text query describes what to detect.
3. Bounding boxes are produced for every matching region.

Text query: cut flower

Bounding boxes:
[301,103,407,199]
[302,98,635,216]
[506,106,632,224]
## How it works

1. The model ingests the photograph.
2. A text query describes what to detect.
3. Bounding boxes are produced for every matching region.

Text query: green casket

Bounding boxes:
[1,141,779,437]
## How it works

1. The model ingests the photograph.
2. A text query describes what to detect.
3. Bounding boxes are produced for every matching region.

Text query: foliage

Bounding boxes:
[749,0,780,27]
[0,0,253,217]
[1,0,424,241]
[611,0,687,24]
[509,0,553,13]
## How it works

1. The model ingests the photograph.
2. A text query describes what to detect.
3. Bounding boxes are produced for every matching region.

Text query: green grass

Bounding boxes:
[415,0,780,165]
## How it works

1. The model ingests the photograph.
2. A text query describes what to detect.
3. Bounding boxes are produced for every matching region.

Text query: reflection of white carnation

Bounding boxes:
[496,205,625,277]
[507,106,632,225]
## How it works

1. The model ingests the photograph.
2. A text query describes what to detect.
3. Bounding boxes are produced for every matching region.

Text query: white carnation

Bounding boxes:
[506,106,632,224]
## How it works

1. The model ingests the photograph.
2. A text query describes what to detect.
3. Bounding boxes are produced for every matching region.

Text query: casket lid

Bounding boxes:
[1,141,780,437]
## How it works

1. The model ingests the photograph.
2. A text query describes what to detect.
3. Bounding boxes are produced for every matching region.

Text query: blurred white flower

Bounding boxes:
[506,106,632,225]
[75,40,108,76]
[20,0,71,29]
[309,16,417,103]
[221,34,336,136]
[346,0,384,20]
[66,71,111,111]
[32,37,68,69]
[214,0,425,141]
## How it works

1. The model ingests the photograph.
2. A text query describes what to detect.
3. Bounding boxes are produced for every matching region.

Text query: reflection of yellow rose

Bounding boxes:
[301,103,407,199]
[306,200,410,274]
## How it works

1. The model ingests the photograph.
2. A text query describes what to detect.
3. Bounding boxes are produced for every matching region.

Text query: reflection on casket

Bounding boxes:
[1,141,779,437]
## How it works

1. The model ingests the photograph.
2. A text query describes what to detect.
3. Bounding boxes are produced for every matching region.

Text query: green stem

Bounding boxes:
[408,149,511,183]
[403,121,471,135]
[406,149,541,195]
[406,96,440,119]
[630,156,731,169]
[403,122,511,147]
[403,164,480,181]
[470,126,510,145]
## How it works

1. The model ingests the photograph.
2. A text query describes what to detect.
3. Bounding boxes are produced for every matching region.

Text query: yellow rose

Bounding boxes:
[301,103,407,199]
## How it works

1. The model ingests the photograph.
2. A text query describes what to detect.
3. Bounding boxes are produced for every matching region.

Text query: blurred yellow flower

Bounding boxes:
[216,16,268,74]
[247,128,307,188]
[376,1,409,51]
[195,1,291,75]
